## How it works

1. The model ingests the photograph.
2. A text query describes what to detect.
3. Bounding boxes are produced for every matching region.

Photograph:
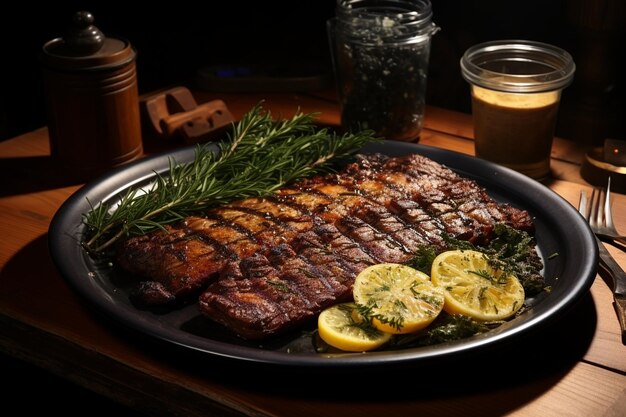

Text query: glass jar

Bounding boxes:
[328,0,439,142]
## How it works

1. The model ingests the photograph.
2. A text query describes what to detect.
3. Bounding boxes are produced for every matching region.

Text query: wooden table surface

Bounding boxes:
[1,89,625,417]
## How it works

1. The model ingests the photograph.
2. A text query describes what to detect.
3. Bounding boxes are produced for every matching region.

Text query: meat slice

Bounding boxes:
[310,223,377,271]
[118,197,317,305]
[116,152,537,339]
[119,218,238,304]
[199,253,313,338]
[335,215,410,263]
[353,204,431,253]
[291,230,356,291]
[200,242,353,339]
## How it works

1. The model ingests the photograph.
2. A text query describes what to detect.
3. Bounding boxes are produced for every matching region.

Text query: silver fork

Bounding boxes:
[589,177,626,247]
[578,189,626,342]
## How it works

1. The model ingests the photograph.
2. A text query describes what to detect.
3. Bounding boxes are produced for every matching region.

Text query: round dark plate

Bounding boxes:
[48,141,598,368]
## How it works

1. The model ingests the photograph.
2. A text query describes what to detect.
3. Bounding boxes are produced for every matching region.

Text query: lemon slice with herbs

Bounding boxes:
[317,302,392,352]
[353,263,445,334]
[430,249,525,321]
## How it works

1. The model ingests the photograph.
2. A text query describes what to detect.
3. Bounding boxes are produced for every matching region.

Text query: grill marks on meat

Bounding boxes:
[119,199,313,305]
[199,227,374,339]
[116,153,535,339]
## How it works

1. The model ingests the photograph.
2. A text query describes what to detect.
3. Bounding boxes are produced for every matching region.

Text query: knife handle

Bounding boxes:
[614,297,626,343]
[596,238,626,296]
[597,239,626,342]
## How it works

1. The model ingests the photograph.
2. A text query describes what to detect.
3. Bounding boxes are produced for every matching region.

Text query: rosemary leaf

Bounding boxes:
[82,103,379,255]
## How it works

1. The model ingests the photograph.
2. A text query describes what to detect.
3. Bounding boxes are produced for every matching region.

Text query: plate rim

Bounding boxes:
[48,141,598,368]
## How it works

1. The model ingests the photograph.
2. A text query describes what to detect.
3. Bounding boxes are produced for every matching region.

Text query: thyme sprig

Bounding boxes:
[82,103,379,255]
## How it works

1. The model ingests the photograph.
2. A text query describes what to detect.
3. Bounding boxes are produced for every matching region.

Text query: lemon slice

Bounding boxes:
[431,250,525,321]
[353,263,445,334]
[318,302,392,352]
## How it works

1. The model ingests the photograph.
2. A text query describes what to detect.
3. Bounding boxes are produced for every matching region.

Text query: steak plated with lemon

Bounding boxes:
[117,153,537,340]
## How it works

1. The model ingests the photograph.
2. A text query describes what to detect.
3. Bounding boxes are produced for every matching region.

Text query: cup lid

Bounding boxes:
[41,11,134,71]
[460,39,576,93]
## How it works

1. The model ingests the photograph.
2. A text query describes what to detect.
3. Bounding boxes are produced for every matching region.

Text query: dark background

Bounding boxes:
[1,0,625,147]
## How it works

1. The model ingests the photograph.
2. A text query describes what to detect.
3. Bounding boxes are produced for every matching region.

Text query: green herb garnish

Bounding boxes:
[408,224,545,296]
[81,103,379,254]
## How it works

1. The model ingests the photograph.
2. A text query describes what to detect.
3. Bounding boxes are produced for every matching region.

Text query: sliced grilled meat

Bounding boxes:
[116,152,536,339]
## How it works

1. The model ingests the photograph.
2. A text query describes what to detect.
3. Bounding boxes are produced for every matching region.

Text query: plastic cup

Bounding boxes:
[460,40,575,180]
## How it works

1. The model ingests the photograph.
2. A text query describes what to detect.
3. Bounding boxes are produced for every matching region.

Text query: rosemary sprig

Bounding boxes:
[81,103,379,255]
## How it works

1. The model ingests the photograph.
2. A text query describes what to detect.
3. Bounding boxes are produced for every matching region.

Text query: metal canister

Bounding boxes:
[41,11,143,175]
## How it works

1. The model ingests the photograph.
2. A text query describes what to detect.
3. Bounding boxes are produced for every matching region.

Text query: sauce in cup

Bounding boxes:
[471,86,561,179]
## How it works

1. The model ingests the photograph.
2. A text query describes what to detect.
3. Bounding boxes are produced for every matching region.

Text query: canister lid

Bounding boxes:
[41,11,135,71]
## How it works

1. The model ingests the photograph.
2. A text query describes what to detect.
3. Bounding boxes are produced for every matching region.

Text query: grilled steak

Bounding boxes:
[116,152,535,339]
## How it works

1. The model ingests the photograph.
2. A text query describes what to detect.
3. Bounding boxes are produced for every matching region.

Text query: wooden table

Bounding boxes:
[1,90,625,417]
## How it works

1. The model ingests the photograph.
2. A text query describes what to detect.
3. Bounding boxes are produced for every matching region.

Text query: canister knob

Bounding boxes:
[64,11,105,55]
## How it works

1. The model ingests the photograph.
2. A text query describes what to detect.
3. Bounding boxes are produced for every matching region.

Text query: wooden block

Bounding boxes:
[141,87,234,143]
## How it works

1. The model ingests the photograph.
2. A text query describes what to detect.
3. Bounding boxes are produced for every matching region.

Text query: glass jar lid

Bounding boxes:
[334,0,439,45]
[460,39,576,93]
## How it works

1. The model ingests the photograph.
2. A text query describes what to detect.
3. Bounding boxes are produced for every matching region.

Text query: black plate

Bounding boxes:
[48,141,598,368]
